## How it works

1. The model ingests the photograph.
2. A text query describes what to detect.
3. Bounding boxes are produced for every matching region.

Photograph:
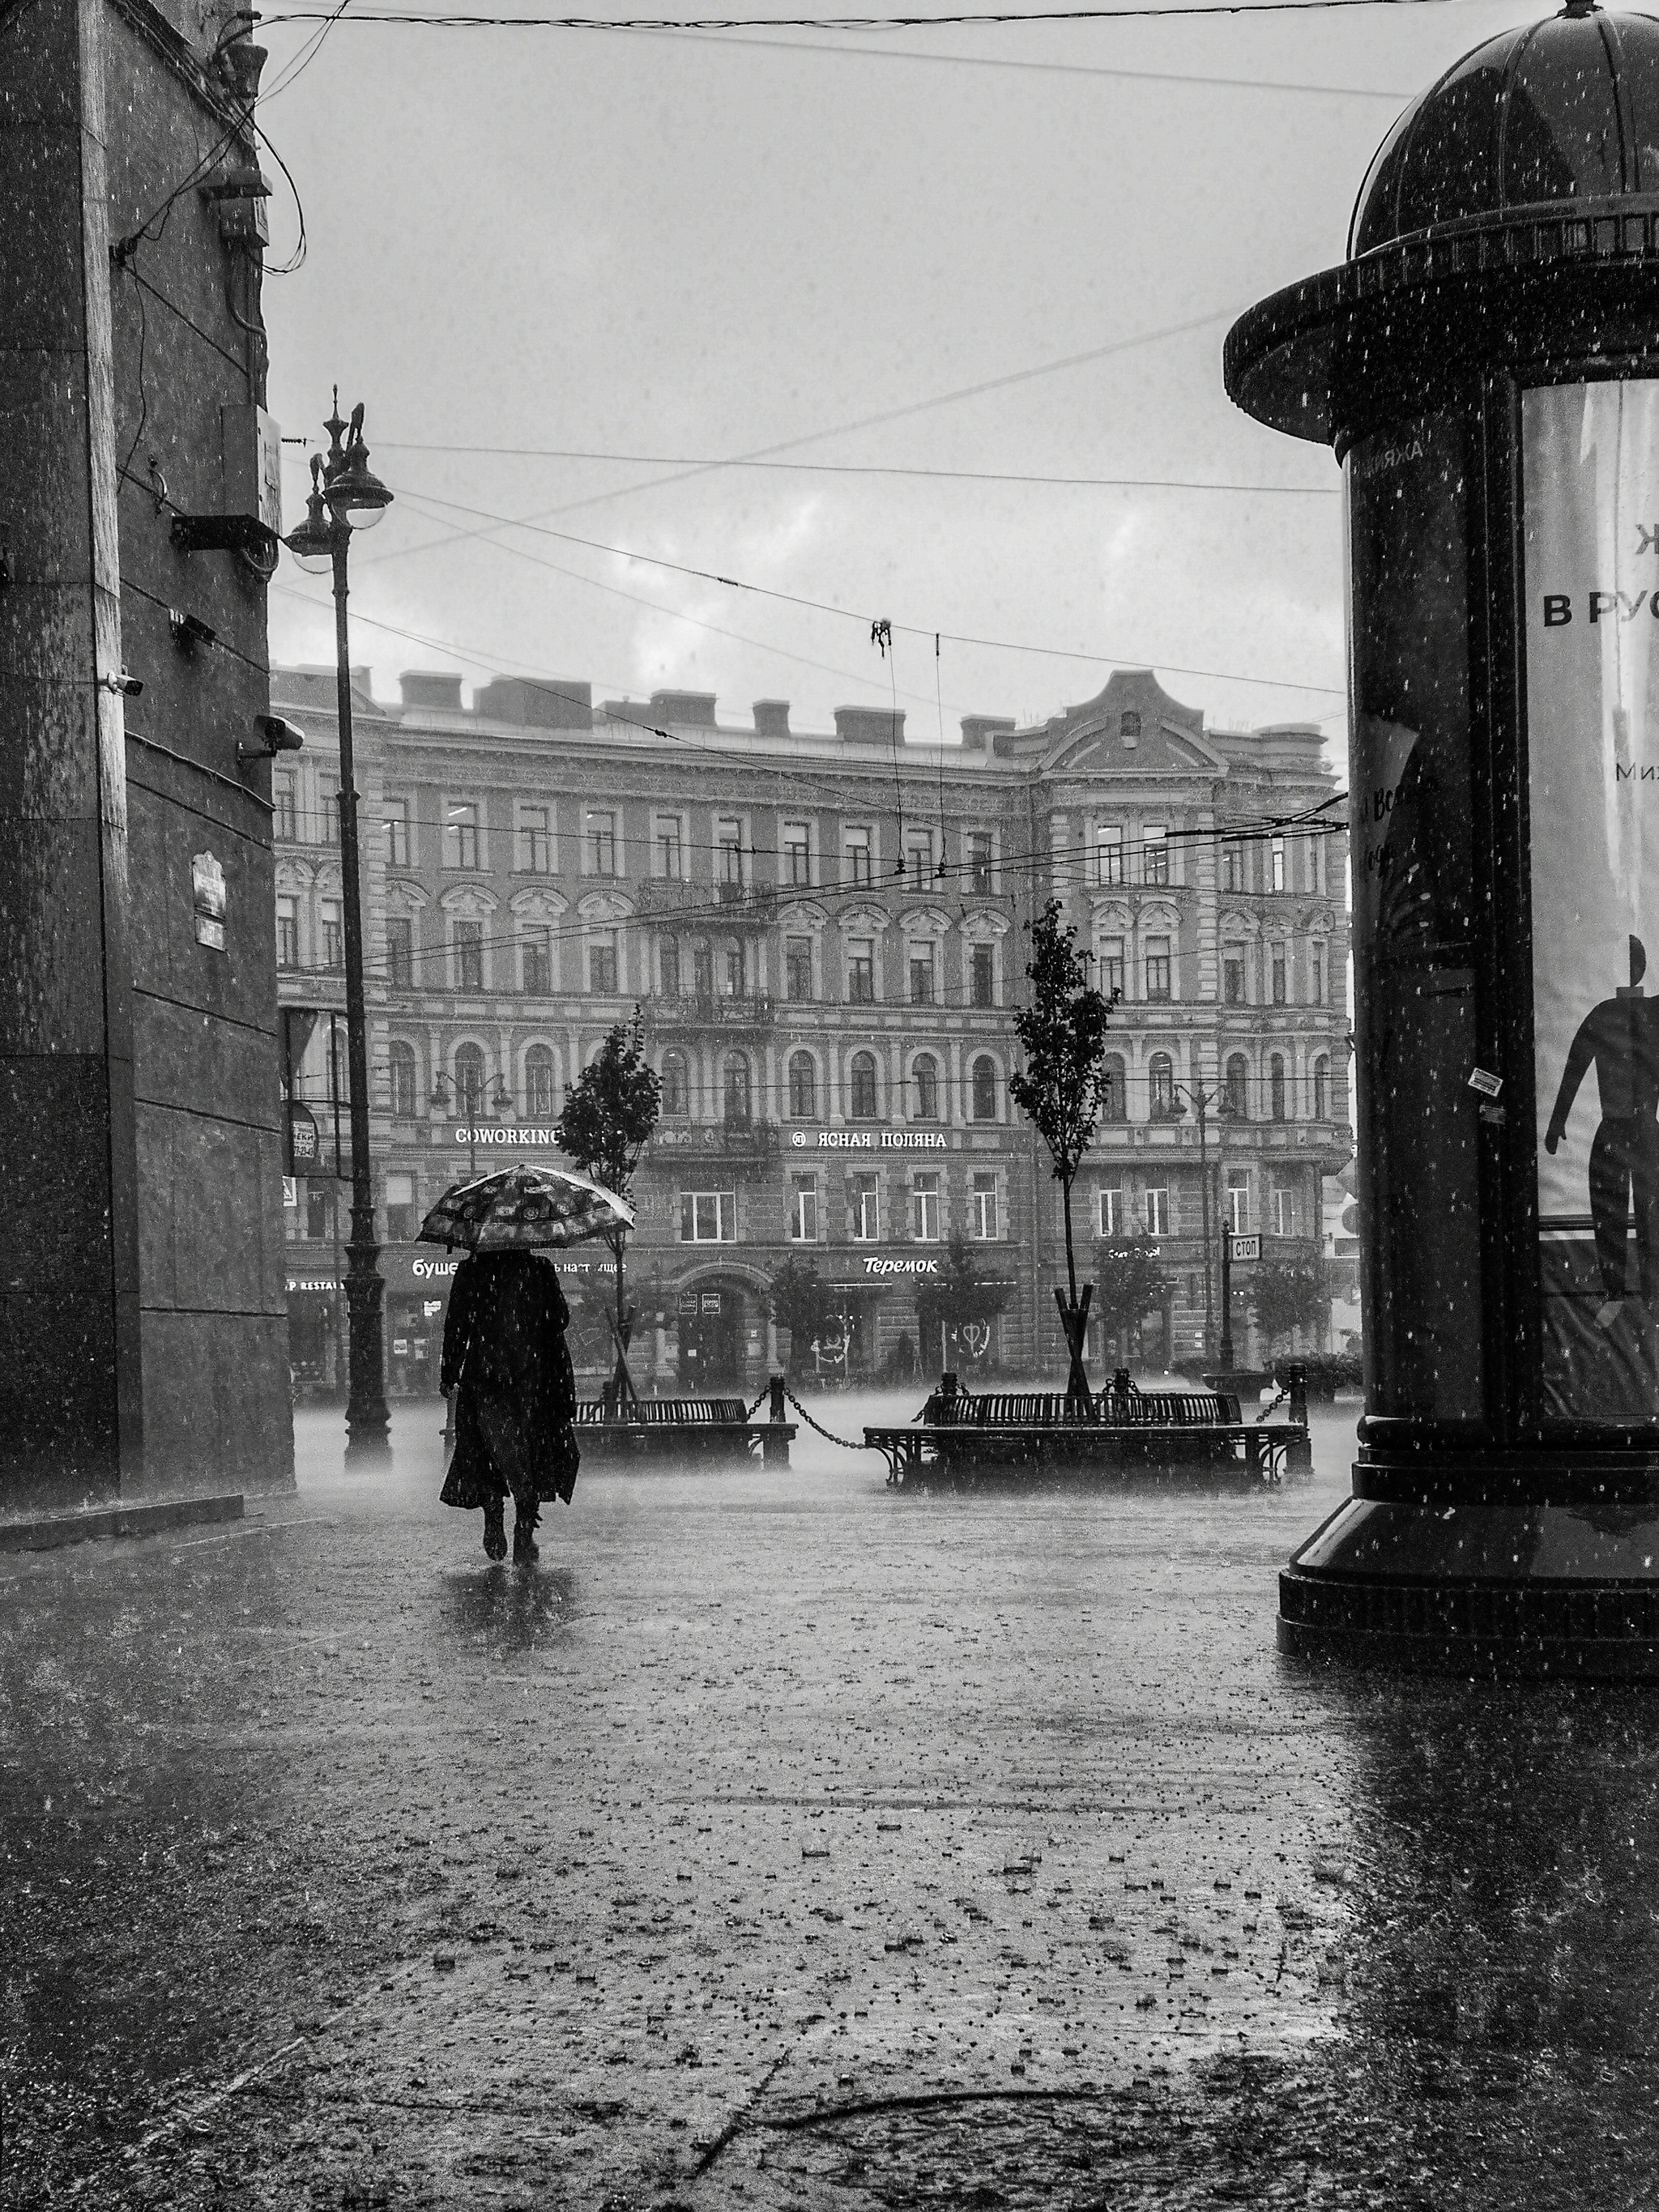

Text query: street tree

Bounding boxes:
[1248,1257,1332,1359]
[768,1255,835,1379]
[1008,898,1116,1401]
[915,1232,1010,1375]
[1092,1235,1174,1369]
[555,1011,660,1406]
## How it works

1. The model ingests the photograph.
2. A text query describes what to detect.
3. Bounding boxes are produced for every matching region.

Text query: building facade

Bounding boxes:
[271,663,1351,1393]
[0,5,292,1506]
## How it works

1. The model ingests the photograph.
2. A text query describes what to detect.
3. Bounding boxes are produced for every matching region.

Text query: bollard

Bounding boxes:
[1227,3,1659,1673]
[1282,1362,1313,1475]
[762,1372,790,1468]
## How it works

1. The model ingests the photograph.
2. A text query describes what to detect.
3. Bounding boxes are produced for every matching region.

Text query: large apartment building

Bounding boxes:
[271,662,1351,1393]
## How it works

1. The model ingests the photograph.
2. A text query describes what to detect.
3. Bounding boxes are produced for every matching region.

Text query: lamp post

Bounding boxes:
[1170,1080,1218,1364]
[284,393,394,1462]
[1215,1095,1239,1375]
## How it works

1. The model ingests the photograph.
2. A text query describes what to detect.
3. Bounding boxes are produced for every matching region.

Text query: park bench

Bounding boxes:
[574,1387,795,1467]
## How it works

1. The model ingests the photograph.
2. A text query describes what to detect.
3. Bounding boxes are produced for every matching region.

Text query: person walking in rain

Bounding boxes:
[1545,934,1659,1328]
[440,1247,580,1562]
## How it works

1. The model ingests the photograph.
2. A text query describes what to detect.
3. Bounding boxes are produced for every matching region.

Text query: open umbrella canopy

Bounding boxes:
[418,1161,634,1252]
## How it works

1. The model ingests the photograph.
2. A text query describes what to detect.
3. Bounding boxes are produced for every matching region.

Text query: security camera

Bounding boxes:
[237,714,306,770]
[100,669,143,697]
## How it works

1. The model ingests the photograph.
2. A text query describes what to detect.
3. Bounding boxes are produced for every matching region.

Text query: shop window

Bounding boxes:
[851,1051,879,1120]
[525,1046,556,1119]
[680,1191,736,1242]
[385,1170,416,1242]
[912,1054,940,1120]
[389,1042,418,1121]
[970,1055,999,1123]
[788,1051,817,1120]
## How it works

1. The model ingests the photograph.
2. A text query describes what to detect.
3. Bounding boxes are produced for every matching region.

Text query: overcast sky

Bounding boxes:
[257,0,1552,754]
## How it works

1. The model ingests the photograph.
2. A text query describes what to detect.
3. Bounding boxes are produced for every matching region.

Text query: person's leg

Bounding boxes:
[510,1477,539,1564]
[482,1493,507,1560]
[1589,1120,1631,1317]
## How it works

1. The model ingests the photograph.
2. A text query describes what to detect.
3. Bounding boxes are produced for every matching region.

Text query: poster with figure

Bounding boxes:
[1525,380,1659,1421]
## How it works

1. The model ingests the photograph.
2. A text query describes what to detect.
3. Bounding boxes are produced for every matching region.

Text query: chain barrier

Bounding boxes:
[744,1386,770,1421]
[1256,1385,1290,1425]
[781,1383,872,1452]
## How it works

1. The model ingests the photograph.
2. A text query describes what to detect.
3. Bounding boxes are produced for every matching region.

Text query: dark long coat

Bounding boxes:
[438,1251,580,1509]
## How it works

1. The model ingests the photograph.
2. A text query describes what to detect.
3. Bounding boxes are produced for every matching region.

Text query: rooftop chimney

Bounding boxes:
[399,669,465,713]
[960,714,1016,753]
[472,676,592,731]
[834,705,905,747]
[753,699,791,739]
[649,689,718,728]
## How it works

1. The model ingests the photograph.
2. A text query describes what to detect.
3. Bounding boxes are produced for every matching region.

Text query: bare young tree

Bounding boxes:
[1008,899,1116,1404]
[555,1012,661,1409]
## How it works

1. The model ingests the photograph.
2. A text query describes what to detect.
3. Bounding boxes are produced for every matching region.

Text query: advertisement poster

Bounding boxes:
[1525,380,1659,1421]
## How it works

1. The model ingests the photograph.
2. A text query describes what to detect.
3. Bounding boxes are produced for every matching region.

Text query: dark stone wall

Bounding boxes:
[0,0,292,1507]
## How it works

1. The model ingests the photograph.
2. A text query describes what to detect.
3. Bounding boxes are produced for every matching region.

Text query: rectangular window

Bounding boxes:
[717,818,744,891]
[968,831,994,894]
[844,827,872,886]
[1096,826,1124,887]
[786,936,814,1002]
[587,809,617,876]
[680,1191,736,1242]
[386,915,414,988]
[305,1184,335,1242]
[971,1170,999,1241]
[692,944,713,999]
[909,944,935,1006]
[912,1170,940,1242]
[276,896,298,970]
[1099,939,1124,1002]
[848,940,875,1004]
[970,944,995,1009]
[1271,835,1286,893]
[589,930,618,995]
[521,927,552,995]
[454,921,483,991]
[1099,1184,1123,1238]
[1223,953,1244,1006]
[905,830,933,883]
[1226,1174,1250,1234]
[1222,841,1243,892]
[274,772,298,843]
[790,1175,818,1243]
[518,805,552,874]
[851,1173,880,1242]
[1311,943,1325,1006]
[660,937,680,997]
[445,801,480,872]
[1145,936,1172,1002]
[320,900,343,971]
[385,1170,416,1244]
[783,823,812,887]
[384,795,410,867]
[1142,824,1168,886]
[724,944,744,998]
[1273,1183,1297,1238]
[1145,1184,1169,1238]
[1272,945,1288,1005]
[318,774,339,846]
[655,816,682,880]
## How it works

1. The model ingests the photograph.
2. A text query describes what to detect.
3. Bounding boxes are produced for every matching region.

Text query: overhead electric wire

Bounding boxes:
[260,1,1456,31]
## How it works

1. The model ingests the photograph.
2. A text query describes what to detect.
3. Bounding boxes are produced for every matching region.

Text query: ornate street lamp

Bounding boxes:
[285,393,394,1462]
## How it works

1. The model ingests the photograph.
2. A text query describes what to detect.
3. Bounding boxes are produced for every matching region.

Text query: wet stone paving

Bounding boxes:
[5,1395,1659,2208]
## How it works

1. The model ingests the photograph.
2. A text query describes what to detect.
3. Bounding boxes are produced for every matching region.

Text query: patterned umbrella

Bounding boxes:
[417,1162,634,1252]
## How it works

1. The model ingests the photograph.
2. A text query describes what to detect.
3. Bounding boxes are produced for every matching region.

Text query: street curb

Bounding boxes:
[0,1493,244,1554]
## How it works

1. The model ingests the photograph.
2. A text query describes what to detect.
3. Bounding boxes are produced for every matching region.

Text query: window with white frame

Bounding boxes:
[655,815,683,880]
[844,826,872,886]
[1271,834,1286,893]
[911,1170,940,1242]
[384,795,409,866]
[1096,825,1124,886]
[1226,1173,1250,1233]
[971,1170,999,1240]
[1273,1182,1298,1237]
[444,800,480,872]
[1099,1183,1124,1237]
[851,1172,879,1241]
[680,1190,736,1242]
[968,831,994,893]
[783,822,812,888]
[1145,936,1172,1002]
[790,1174,819,1242]
[518,805,552,874]
[1145,1183,1170,1238]
[904,828,934,882]
[587,809,619,876]
[525,1046,557,1118]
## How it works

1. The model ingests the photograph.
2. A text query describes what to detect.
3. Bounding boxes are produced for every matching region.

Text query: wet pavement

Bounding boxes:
[5,1393,1659,2209]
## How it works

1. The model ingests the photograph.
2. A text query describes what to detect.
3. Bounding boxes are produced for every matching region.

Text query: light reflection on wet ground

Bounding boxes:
[2,1394,1657,2206]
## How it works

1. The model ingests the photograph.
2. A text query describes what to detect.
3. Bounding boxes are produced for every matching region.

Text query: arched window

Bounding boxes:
[723,1050,751,1127]
[525,1045,556,1119]
[851,1051,879,1120]
[912,1053,940,1120]
[1226,1052,1250,1120]
[389,1041,417,1120]
[1148,1051,1175,1120]
[788,1049,817,1120]
[1271,1052,1287,1122]
[970,1055,999,1123]
[662,1050,689,1119]
[1102,1051,1128,1123]
[454,1042,486,1120]
[1313,1054,1330,1123]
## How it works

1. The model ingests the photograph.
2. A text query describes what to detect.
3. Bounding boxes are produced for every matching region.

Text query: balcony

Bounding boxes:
[650,992,775,1031]
[636,878,778,927]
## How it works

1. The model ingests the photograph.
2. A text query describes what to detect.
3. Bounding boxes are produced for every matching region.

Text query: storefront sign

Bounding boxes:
[287,1274,338,1293]
[861,1255,939,1275]
[451,1125,562,1149]
[791,1129,947,1150]
[1525,379,1659,1420]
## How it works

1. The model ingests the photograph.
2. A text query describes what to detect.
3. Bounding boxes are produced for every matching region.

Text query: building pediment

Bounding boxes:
[386,875,429,913]
[510,885,569,921]
[961,905,1011,940]
[577,889,633,924]
[776,897,829,931]
[898,905,952,937]
[439,883,499,918]
[837,902,891,936]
